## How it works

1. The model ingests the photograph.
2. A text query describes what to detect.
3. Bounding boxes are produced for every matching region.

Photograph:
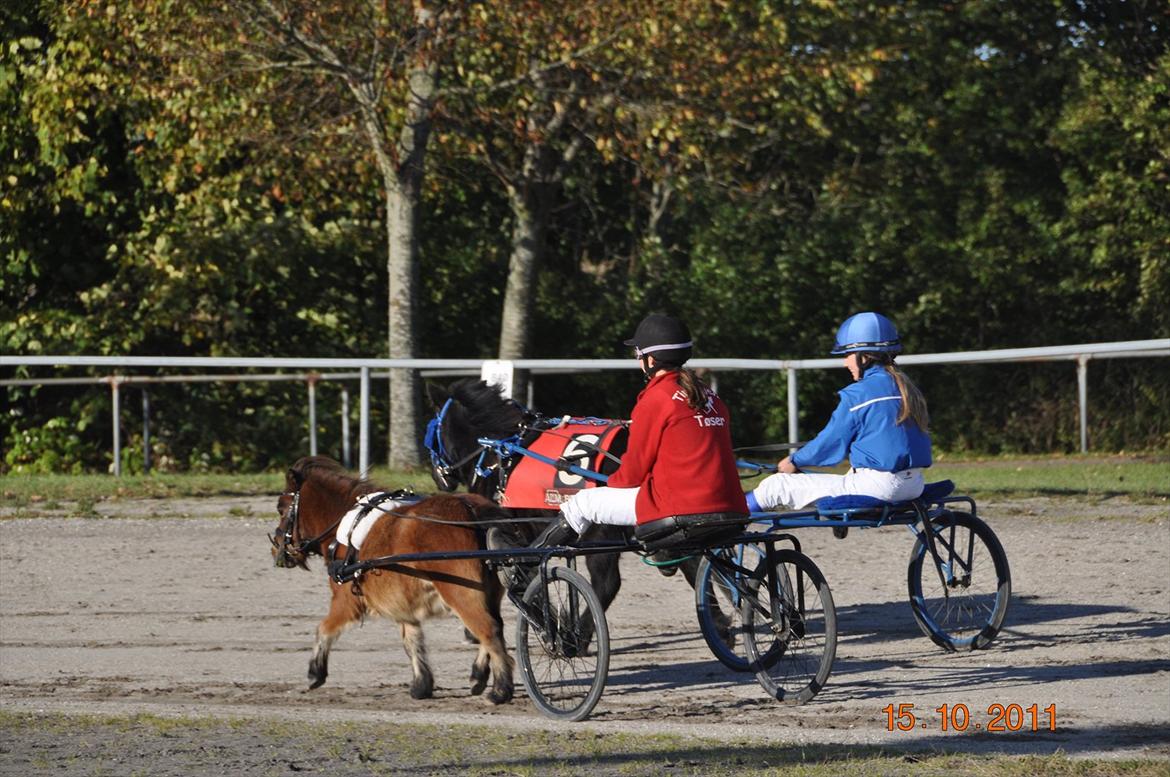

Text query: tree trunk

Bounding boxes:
[352,5,439,471]
[386,20,440,470]
[384,174,423,470]
[498,183,550,402]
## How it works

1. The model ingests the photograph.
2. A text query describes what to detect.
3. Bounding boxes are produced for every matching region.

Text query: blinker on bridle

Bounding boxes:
[270,490,301,554]
[425,398,495,491]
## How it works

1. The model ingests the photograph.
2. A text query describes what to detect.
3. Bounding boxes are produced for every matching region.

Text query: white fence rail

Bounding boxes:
[3,338,1167,475]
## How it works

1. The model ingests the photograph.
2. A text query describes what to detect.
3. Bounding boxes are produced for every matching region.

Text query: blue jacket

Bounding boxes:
[791,365,932,472]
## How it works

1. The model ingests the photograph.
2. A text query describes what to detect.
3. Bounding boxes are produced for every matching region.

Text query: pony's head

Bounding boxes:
[424,379,529,496]
[272,456,374,569]
[272,464,308,569]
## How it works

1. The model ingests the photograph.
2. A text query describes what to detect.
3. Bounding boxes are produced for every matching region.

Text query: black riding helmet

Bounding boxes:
[624,314,693,367]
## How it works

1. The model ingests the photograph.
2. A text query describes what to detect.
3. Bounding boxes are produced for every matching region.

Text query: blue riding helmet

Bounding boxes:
[831,312,902,355]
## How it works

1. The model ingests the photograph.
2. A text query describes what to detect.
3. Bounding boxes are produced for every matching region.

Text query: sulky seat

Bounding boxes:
[814,479,955,517]
[634,512,750,552]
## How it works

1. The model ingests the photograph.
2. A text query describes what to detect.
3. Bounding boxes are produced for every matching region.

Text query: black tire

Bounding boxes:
[693,543,767,672]
[741,549,836,704]
[907,510,1011,651]
[514,565,610,722]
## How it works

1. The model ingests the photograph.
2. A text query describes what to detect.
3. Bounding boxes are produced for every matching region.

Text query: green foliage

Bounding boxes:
[4,416,89,474]
[2,0,1168,472]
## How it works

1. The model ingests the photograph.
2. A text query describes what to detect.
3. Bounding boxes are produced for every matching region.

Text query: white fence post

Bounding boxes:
[787,367,799,445]
[142,388,151,474]
[359,366,370,477]
[307,373,318,456]
[340,387,351,469]
[110,375,122,477]
[1077,356,1090,453]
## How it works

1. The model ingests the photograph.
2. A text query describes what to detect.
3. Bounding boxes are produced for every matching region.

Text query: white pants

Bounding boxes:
[559,486,639,533]
[752,467,925,511]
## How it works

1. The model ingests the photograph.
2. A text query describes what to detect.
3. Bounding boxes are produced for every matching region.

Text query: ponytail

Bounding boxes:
[859,353,930,430]
[675,367,712,411]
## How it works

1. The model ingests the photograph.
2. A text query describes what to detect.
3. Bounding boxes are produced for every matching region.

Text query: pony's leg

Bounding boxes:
[309,582,365,690]
[435,578,514,705]
[580,525,623,613]
[576,527,623,655]
[585,550,622,610]
[399,620,434,699]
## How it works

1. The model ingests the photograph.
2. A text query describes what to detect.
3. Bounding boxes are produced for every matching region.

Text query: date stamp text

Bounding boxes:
[882,703,1058,732]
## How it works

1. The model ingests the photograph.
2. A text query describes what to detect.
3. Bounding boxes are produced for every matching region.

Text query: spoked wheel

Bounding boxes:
[514,565,610,722]
[694,543,767,672]
[907,510,1011,651]
[741,548,836,704]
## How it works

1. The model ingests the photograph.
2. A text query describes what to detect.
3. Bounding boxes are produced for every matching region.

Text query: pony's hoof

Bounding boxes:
[469,676,487,696]
[307,663,327,690]
[409,676,434,699]
[486,686,513,705]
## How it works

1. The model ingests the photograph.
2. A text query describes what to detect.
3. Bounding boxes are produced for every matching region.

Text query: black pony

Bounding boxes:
[424,378,702,616]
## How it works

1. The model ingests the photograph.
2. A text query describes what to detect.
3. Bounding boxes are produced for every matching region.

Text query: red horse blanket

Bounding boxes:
[500,420,628,509]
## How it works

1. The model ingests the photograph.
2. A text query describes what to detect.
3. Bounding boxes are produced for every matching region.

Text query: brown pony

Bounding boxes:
[272,455,513,704]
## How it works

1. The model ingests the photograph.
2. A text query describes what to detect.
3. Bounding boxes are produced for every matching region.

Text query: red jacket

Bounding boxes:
[607,371,748,525]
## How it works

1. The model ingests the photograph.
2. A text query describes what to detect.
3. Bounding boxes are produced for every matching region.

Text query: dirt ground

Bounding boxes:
[1,493,1168,772]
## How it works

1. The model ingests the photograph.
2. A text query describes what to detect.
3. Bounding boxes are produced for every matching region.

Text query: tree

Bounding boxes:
[125,0,462,469]
[443,2,641,386]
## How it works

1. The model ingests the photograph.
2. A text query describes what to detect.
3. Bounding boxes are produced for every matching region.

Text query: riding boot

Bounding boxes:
[531,515,577,548]
[502,517,578,599]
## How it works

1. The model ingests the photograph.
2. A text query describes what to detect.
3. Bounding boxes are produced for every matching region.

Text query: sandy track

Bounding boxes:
[1,494,1168,761]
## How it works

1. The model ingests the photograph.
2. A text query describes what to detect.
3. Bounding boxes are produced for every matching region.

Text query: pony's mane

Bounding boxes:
[449,378,527,437]
[290,455,379,500]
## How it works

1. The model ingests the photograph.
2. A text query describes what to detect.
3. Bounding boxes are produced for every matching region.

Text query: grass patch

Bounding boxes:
[0,466,428,505]
[2,456,1166,510]
[0,711,1165,776]
[738,454,1169,499]
[929,454,1169,498]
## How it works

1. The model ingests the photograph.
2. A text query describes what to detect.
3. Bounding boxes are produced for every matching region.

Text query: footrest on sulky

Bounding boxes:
[635,512,749,553]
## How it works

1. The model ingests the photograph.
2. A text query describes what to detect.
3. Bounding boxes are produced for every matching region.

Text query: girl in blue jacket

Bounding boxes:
[748,312,932,512]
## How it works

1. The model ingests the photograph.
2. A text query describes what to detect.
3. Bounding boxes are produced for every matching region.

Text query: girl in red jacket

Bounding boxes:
[490,314,747,562]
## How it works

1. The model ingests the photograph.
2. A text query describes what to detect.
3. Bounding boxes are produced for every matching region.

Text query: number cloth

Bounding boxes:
[500,421,627,509]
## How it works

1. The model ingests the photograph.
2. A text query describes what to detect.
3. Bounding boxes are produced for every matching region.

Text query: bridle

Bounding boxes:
[270,486,346,568]
[424,398,502,493]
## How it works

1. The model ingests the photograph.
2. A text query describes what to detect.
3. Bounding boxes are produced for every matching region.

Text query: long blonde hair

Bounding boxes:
[861,353,929,430]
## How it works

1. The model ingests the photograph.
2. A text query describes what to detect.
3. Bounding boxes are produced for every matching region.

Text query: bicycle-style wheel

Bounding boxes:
[907,510,1011,651]
[515,565,610,722]
[693,543,767,672]
[741,549,836,704]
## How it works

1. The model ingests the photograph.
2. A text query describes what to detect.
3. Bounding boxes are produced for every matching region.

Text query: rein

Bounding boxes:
[274,488,540,560]
[357,500,544,527]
